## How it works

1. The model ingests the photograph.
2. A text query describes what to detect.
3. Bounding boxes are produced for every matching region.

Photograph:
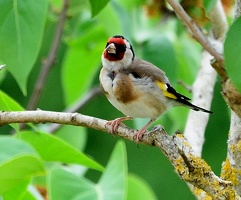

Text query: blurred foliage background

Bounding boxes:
[0,0,236,199]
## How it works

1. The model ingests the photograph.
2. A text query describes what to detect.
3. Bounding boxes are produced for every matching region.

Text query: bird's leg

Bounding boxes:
[133,119,154,141]
[106,116,133,134]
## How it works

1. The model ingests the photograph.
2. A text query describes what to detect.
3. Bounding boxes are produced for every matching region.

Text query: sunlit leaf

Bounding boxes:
[62,26,106,104]
[0,90,24,112]
[0,136,37,163]
[96,3,122,36]
[0,0,48,94]
[2,179,30,200]
[55,125,87,151]
[98,140,127,200]
[0,64,6,84]
[48,140,127,200]
[89,0,110,17]
[0,155,45,194]
[142,35,178,83]
[0,91,24,130]
[48,168,97,200]
[19,131,104,171]
[224,16,241,92]
[127,174,157,200]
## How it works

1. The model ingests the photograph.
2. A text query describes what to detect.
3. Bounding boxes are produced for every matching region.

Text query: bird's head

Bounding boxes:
[102,35,135,69]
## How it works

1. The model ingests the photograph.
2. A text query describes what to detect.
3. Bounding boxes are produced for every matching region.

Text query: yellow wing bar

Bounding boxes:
[156,81,177,100]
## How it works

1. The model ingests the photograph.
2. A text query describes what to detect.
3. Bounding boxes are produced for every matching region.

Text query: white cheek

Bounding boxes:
[122,49,133,67]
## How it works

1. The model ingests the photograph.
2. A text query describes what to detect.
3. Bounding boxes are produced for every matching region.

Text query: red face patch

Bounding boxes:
[103,37,126,61]
[107,37,126,46]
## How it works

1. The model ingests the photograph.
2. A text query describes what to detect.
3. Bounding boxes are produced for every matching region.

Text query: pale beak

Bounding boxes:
[106,43,116,54]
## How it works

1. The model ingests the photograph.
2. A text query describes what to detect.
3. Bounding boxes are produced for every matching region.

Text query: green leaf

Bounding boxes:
[48,168,97,200]
[89,0,110,17]
[62,26,106,104]
[142,35,178,83]
[175,35,201,84]
[19,131,104,171]
[0,90,24,111]
[0,0,48,95]
[48,140,127,200]
[0,136,37,163]
[0,64,7,84]
[0,91,24,111]
[55,125,87,151]
[98,140,127,200]
[224,16,241,93]
[118,0,145,11]
[2,179,30,200]
[0,90,25,130]
[96,3,122,36]
[203,0,218,12]
[127,174,157,200]
[0,137,42,194]
[0,155,45,194]
[49,0,62,10]
[21,190,37,200]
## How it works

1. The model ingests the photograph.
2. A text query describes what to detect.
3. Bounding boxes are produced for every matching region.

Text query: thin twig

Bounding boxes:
[27,0,70,110]
[165,0,225,69]
[166,0,241,119]
[184,0,227,156]
[177,80,192,93]
[184,50,216,156]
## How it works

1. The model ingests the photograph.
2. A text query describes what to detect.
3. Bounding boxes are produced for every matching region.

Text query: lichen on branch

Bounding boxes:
[0,110,239,198]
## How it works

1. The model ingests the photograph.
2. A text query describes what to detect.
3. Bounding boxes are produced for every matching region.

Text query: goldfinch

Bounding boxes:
[99,35,212,141]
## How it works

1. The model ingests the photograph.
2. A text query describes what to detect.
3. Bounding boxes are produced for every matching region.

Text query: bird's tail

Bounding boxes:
[164,82,213,114]
[189,103,212,113]
[182,100,213,114]
[174,91,213,114]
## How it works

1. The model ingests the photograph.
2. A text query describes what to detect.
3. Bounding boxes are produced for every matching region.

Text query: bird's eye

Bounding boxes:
[115,44,126,52]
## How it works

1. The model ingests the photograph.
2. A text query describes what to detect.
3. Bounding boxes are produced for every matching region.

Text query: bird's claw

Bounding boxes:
[106,116,132,134]
[106,118,126,134]
[133,129,146,142]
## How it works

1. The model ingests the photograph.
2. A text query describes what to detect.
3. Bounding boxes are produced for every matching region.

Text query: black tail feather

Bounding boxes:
[184,101,213,114]
[166,83,213,114]
[176,94,213,114]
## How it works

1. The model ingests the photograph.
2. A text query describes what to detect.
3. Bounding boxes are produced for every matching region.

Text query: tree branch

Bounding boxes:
[0,110,239,198]
[27,0,70,110]
[183,1,228,198]
[185,0,227,157]
[163,1,241,197]
[222,0,241,196]
[165,0,241,119]
[223,111,241,195]
[234,0,241,19]
[184,50,216,156]
[166,0,241,118]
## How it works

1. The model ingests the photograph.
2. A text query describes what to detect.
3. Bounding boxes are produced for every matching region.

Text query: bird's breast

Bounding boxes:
[100,67,168,118]
[100,68,139,103]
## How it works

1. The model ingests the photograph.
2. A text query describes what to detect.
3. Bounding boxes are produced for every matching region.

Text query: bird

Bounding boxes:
[99,35,212,141]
